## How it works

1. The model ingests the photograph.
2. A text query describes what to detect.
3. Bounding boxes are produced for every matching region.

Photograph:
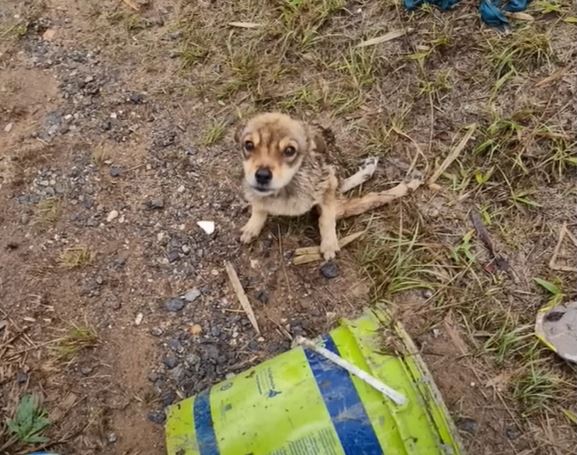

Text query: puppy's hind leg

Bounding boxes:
[340,157,379,193]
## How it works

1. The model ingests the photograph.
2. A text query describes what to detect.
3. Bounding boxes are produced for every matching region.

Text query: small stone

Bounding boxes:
[150,326,163,337]
[163,353,179,369]
[168,338,184,353]
[320,261,338,279]
[4,122,13,133]
[42,28,56,41]
[128,93,144,104]
[161,390,176,407]
[134,312,144,326]
[107,432,118,444]
[147,410,166,425]
[177,185,185,193]
[107,299,121,311]
[145,198,165,210]
[181,245,190,254]
[15,370,28,384]
[189,324,202,336]
[196,220,215,235]
[109,166,122,177]
[164,297,185,312]
[107,210,119,222]
[80,366,93,375]
[185,353,200,366]
[421,289,433,299]
[148,371,161,382]
[167,250,180,263]
[182,288,201,302]
[110,112,118,119]
[456,417,478,435]
[255,290,269,304]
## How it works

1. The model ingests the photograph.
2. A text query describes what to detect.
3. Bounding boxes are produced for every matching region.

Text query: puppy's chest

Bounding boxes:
[259,193,316,216]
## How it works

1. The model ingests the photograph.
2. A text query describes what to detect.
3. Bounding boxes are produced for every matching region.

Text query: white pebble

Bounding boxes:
[106,210,119,222]
[197,221,215,235]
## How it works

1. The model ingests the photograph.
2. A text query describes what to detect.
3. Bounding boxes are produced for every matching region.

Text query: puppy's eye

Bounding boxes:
[283,146,296,158]
[244,141,255,152]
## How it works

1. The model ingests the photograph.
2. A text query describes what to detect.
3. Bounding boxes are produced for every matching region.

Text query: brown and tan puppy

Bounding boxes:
[236,112,412,260]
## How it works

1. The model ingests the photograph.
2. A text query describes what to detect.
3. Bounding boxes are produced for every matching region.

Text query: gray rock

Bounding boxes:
[163,353,179,369]
[183,288,201,302]
[185,353,200,366]
[168,338,184,353]
[107,432,118,444]
[109,166,122,177]
[167,250,180,263]
[147,410,166,425]
[150,326,163,337]
[456,417,478,435]
[320,261,338,279]
[164,297,185,312]
[145,198,165,210]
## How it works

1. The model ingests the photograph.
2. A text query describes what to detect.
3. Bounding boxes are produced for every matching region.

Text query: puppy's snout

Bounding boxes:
[255,167,272,185]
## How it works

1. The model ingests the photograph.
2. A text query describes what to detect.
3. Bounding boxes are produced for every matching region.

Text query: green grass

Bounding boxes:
[513,364,565,415]
[202,119,228,146]
[487,27,553,78]
[7,394,50,445]
[54,325,98,361]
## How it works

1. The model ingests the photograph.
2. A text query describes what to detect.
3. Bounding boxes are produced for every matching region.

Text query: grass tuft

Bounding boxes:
[58,246,93,269]
[33,197,61,226]
[54,325,98,361]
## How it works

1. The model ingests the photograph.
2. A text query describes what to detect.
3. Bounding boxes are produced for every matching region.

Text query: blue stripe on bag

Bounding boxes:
[193,389,220,455]
[304,336,383,455]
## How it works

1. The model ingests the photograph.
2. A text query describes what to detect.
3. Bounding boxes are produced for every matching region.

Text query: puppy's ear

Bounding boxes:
[234,122,245,144]
[311,130,327,155]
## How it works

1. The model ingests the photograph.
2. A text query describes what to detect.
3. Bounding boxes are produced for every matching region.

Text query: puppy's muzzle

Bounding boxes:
[255,167,272,187]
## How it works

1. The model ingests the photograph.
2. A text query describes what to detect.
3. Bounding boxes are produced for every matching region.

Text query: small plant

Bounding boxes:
[513,364,563,415]
[7,394,50,444]
[534,277,564,306]
[54,325,98,361]
[33,198,61,226]
[487,27,552,78]
[202,119,227,146]
[58,246,93,269]
[452,230,476,265]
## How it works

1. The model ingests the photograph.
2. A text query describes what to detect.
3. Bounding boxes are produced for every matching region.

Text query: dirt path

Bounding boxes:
[1,0,576,454]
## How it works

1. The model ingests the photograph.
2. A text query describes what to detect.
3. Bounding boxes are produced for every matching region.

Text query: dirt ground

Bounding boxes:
[1,0,576,454]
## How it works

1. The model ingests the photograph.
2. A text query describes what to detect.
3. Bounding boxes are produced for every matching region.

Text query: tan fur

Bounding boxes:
[236,112,402,260]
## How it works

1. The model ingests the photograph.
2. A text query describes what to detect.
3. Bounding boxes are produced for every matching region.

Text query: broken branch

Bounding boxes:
[224,261,261,334]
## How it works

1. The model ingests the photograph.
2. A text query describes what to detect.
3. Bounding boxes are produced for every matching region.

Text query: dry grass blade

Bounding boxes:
[535,67,569,88]
[120,0,140,11]
[293,231,365,265]
[224,261,260,335]
[228,22,262,29]
[505,11,535,21]
[428,124,477,187]
[355,29,410,48]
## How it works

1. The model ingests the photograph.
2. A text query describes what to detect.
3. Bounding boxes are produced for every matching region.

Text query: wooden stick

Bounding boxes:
[428,124,477,187]
[293,231,365,265]
[224,261,261,335]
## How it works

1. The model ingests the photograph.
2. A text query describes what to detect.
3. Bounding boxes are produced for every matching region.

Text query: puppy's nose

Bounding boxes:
[255,167,272,185]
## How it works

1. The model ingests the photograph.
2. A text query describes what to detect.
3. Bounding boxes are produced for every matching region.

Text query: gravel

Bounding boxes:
[164,298,185,312]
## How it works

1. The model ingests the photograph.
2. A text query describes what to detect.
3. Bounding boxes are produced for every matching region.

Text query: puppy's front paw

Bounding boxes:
[240,223,261,244]
[320,239,340,260]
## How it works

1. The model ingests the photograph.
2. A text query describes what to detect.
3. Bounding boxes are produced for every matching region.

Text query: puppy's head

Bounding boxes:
[235,113,324,196]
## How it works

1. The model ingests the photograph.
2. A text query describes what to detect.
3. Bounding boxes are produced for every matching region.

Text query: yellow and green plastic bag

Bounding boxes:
[166,308,463,455]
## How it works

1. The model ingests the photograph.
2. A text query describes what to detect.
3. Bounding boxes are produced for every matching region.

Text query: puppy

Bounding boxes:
[236,112,398,260]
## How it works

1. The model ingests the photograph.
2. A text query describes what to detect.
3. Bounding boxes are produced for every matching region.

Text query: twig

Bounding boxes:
[296,336,407,405]
[391,126,429,177]
[293,231,365,265]
[224,261,261,335]
[428,124,477,187]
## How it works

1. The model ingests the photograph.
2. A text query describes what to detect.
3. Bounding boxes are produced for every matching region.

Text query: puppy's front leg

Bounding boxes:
[318,197,340,260]
[241,206,268,243]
